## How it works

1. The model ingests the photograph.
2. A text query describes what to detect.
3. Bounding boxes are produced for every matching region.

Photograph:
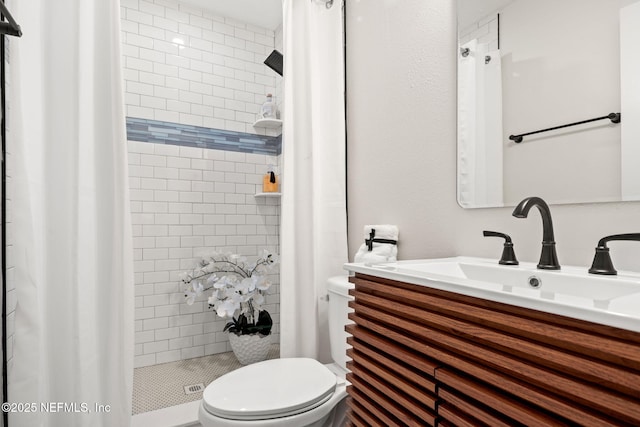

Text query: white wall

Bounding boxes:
[346,0,640,273]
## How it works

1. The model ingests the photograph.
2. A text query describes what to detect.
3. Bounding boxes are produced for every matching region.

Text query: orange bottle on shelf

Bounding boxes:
[262,169,279,193]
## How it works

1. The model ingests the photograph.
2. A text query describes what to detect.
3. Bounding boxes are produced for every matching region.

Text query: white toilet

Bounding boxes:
[198,276,354,427]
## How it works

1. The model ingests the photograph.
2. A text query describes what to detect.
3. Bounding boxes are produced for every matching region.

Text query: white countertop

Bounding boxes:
[344,257,640,333]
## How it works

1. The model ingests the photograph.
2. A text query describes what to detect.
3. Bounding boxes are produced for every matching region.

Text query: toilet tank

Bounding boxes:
[327,276,355,370]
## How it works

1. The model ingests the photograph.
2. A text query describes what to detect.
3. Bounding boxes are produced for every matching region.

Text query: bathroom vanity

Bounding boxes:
[343,258,640,426]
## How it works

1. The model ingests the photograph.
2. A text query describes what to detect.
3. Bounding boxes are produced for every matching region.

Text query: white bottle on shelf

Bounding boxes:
[260,94,277,119]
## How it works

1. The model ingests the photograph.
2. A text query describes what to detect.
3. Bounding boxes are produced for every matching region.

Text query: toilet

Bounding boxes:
[198,276,354,427]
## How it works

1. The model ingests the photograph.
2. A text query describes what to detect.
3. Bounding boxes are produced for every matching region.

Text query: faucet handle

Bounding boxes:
[483,231,519,265]
[589,233,640,275]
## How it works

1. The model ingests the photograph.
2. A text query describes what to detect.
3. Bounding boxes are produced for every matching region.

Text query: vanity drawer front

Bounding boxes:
[347,362,437,422]
[351,275,640,373]
[346,386,412,426]
[344,325,438,425]
[346,373,437,426]
[350,288,640,421]
[352,275,640,392]
[349,274,640,425]
[437,368,577,427]
[349,297,637,424]
[346,396,389,427]
[437,401,517,427]
[345,325,439,393]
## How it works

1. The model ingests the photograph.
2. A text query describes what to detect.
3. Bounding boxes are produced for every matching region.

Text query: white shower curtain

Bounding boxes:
[8,1,134,426]
[280,0,348,362]
[457,39,504,207]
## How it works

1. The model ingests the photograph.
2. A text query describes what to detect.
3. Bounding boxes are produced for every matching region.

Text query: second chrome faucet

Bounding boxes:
[512,196,561,270]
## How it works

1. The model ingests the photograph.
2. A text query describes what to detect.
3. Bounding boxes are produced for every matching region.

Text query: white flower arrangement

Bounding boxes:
[181,250,278,335]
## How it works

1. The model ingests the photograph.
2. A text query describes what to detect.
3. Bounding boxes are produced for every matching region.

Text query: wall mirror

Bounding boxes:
[457,0,640,208]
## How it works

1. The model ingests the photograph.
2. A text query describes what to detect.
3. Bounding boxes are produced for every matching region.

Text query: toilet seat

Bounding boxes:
[202,358,337,421]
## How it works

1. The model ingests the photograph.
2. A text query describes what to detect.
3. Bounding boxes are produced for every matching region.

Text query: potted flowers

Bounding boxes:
[181,250,278,365]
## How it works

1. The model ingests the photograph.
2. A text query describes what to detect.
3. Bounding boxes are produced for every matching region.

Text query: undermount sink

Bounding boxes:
[344,257,640,332]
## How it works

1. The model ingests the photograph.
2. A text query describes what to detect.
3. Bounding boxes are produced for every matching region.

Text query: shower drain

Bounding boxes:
[184,383,205,395]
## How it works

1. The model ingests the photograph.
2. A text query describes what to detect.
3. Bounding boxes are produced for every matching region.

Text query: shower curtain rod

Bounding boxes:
[0,0,22,37]
[509,112,621,143]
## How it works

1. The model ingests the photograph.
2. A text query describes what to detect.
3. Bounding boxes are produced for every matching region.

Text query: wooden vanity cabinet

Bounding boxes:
[344,273,640,426]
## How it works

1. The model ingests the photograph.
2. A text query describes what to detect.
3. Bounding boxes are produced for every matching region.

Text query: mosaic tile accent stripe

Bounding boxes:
[126,117,282,156]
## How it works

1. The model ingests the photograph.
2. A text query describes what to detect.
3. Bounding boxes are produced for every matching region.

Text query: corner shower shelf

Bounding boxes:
[253,118,282,129]
[254,192,281,198]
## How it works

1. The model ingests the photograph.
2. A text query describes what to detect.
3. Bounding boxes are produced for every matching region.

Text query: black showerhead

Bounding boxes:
[264,50,283,76]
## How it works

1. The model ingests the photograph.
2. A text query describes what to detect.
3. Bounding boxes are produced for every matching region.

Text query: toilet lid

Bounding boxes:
[202,358,337,421]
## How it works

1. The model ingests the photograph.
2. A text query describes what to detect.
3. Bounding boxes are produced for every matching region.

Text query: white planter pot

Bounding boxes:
[228,333,271,365]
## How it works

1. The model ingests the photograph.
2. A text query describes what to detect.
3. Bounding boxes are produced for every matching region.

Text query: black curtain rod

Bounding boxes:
[509,112,621,143]
[0,1,21,37]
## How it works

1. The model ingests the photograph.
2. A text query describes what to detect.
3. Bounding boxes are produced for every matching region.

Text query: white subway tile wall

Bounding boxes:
[121,0,281,137]
[459,13,499,51]
[129,141,280,367]
[122,0,284,367]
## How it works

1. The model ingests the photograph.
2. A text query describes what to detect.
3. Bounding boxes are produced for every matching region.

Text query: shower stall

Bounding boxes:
[120,0,284,414]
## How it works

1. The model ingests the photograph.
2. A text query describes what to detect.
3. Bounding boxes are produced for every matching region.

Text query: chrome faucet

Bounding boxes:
[512,196,560,270]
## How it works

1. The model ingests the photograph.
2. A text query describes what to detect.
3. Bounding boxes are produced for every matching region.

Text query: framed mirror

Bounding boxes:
[457,0,640,208]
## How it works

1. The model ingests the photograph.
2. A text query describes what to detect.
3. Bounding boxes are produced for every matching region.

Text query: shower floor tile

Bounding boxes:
[133,344,280,415]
